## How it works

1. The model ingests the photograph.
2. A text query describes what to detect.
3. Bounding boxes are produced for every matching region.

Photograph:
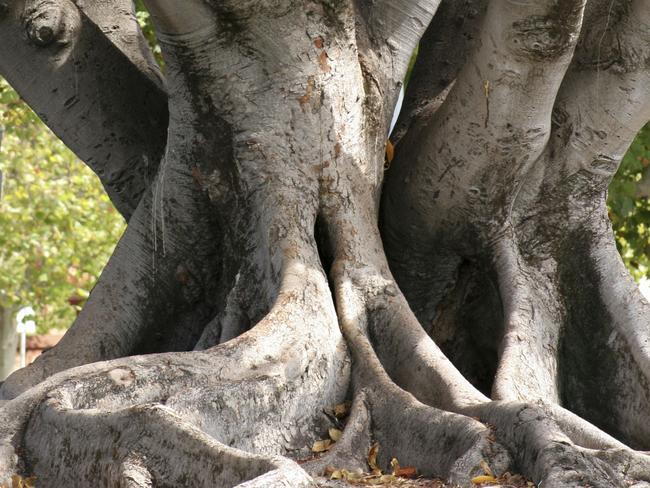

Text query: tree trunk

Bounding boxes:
[0,125,17,382]
[1,0,649,487]
[0,307,16,381]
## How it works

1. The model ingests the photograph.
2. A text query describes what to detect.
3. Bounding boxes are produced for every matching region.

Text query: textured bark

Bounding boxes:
[1,0,650,487]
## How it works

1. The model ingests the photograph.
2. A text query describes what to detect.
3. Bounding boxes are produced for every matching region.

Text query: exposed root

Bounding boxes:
[374,305,650,487]
[324,260,512,485]
[462,401,649,488]
[490,237,563,404]
[26,402,297,486]
[334,240,650,486]
[0,258,348,486]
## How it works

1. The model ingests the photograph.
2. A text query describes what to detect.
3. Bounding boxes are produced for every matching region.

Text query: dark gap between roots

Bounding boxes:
[429,260,503,396]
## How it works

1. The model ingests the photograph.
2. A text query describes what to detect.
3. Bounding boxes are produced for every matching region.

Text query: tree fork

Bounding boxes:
[1,0,650,486]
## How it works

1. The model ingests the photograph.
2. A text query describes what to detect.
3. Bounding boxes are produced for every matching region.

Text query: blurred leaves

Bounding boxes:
[134,0,164,69]
[324,444,418,485]
[608,123,650,281]
[0,78,125,332]
[0,475,36,488]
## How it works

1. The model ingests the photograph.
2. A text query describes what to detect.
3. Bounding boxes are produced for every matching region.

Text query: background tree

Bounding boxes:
[0,78,126,332]
[0,77,126,379]
[0,0,650,487]
[609,123,650,280]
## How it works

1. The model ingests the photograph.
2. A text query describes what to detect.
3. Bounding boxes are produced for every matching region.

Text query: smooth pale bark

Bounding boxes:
[1,0,650,487]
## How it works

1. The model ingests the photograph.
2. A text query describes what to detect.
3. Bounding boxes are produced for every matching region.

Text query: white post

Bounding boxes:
[19,330,26,368]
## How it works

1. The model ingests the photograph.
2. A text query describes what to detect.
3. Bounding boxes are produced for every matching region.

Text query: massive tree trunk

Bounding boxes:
[1,0,649,486]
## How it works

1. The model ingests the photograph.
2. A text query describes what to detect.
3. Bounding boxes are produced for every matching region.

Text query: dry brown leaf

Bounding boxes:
[11,476,36,488]
[329,427,343,442]
[395,466,417,478]
[318,51,331,72]
[471,474,498,485]
[333,401,351,418]
[312,439,332,453]
[368,443,380,472]
[385,140,395,163]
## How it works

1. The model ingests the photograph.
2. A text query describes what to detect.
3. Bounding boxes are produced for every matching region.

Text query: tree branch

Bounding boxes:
[0,0,168,220]
[390,0,487,144]
[356,0,440,63]
[142,0,214,40]
[543,0,650,185]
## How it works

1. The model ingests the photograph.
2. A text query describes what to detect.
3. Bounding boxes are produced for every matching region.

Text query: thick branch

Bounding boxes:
[390,0,487,144]
[355,0,439,63]
[0,0,168,219]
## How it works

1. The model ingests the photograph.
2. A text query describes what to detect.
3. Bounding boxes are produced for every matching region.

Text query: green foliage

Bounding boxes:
[135,0,164,68]
[0,78,125,332]
[405,45,419,89]
[608,123,650,281]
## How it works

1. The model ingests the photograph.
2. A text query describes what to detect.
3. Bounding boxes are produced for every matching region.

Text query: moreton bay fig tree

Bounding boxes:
[1,0,650,486]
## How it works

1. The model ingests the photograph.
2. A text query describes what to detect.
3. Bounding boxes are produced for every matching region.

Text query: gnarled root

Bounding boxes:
[366,276,650,486]
[0,255,348,486]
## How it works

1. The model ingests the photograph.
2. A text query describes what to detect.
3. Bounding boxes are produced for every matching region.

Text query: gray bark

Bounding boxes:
[1,0,649,487]
[0,0,168,219]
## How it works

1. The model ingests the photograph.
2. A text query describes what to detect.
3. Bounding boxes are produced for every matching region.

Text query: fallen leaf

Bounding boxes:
[298,76,315,110]
[368,443,380,472]
[333,401,351,418]
[385,140,395,164]
[318,51,331,72]
[395,466,417,478]
[330,469,343,480]
[312,439,332,453]
[329,427,343,442]
[471,474,498,485]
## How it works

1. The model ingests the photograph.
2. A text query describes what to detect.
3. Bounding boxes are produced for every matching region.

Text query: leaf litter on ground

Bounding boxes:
[307,403,534,488]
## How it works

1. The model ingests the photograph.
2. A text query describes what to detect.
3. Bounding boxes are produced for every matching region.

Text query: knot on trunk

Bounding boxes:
[23,0,75,47]
[508,2,585,62]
